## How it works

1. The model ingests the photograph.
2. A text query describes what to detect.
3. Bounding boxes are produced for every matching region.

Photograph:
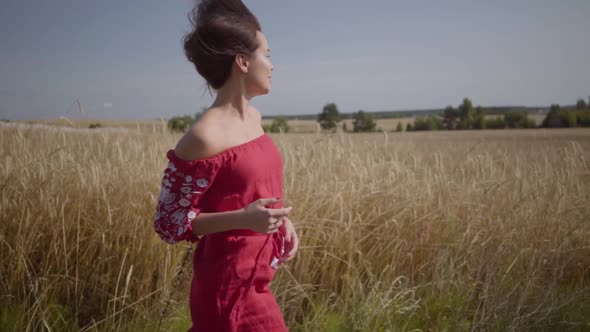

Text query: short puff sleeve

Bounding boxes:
[153,149,222,244]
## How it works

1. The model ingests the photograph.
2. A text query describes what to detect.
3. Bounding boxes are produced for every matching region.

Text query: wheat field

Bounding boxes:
[1,122,589,331]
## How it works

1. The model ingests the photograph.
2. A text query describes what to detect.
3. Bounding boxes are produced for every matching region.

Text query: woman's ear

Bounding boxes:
[235,53,249,73]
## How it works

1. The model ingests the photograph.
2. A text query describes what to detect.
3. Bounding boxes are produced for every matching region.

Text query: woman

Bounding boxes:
[153,0,298,331]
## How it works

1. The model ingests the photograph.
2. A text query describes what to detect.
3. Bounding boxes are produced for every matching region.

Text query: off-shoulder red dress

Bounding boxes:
[153,133,288,332]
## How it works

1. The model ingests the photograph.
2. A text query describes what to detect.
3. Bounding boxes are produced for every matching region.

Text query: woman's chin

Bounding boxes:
[249,83,271,97]
[260,85,271,95]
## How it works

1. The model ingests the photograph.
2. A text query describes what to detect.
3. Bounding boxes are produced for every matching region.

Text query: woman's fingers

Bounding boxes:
[267,218,283,231]
[268,206,292,218]
[247,199,291,234]
[286,239,298,258]
[283,243,297,261]
[279,230,298,263]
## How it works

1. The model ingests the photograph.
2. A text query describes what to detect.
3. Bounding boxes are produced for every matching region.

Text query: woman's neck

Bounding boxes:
[211,77,251,119]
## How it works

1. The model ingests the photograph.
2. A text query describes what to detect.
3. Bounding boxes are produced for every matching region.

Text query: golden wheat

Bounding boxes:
[1,123,588,331]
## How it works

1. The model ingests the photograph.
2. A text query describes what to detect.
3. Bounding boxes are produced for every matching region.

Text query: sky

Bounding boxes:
[1,0,589,120]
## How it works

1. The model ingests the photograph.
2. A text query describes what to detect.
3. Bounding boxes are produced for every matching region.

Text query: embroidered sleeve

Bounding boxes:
[153,150,221,244]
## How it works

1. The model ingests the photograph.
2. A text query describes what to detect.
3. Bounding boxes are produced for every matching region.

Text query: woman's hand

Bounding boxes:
[279,216,298,264]
[241,198,292,234]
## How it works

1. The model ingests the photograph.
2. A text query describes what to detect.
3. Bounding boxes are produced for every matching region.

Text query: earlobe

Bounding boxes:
[235,53,249,73]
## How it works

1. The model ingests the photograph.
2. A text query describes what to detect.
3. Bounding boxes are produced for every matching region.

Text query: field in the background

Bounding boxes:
[269,114,548,132]
[14,112,547,134]
[1,124,589,331]
[262,118,418,133]
[18,118,168,131]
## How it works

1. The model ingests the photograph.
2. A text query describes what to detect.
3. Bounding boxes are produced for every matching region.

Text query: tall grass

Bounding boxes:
[1,124,589,331]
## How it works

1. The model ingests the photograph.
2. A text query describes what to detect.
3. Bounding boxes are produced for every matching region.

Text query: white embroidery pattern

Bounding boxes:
[196,178,208,188]
[187,211,197,220]
[160,190,176,205]
[153,160,213,244]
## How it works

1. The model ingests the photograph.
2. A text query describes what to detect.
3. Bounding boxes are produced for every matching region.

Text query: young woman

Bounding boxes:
[153,0,298,331]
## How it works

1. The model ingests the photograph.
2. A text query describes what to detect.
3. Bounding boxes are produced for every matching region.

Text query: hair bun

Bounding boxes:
[183,0,262,90]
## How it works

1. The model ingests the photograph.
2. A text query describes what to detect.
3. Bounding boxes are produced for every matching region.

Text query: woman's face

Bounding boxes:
[245,31,273,96]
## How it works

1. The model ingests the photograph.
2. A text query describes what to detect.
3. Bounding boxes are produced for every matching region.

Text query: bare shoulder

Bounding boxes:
[173,106,263,161]
[173,117,222,161]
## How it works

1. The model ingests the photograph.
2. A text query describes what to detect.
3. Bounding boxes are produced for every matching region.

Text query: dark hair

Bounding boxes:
[183,0,262,90]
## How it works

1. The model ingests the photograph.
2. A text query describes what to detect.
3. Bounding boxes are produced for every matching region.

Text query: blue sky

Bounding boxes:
[1,0,589,120]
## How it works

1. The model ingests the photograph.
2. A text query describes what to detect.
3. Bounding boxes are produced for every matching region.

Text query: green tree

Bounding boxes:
[542,104,568,128]
[484,117,505,129]
[566,112,577,127]
[576,99,587,110]
[352,110,377,132]
[413,117,429,131]
[317,103,341,131]
[428,115,444,130]
[413,115,443,131]
[504,111,535,128]
[442,105,460,130]
[395,122,403,132]
[269,117,289,133]
[457,98,475,129]
[575,110,590,127]
[167,115,195,133]
[473,106,485,129]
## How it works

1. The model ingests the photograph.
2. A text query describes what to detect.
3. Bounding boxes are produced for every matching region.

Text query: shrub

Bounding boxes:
[503,111,535,128]
[268,117,289,133]
[352,111,377,132]
[484,117,505,129]
[412,115,443,131]
[167,115,195,133]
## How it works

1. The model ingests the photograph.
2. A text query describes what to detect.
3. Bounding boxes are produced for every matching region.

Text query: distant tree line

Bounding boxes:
[167,98,590,134]
[541,101,590,128]
[317,103,378,132]
[405,98,536,131]
[405,97,590,132]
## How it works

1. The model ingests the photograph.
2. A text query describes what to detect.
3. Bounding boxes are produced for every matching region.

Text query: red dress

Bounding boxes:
[153,133,288,332]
